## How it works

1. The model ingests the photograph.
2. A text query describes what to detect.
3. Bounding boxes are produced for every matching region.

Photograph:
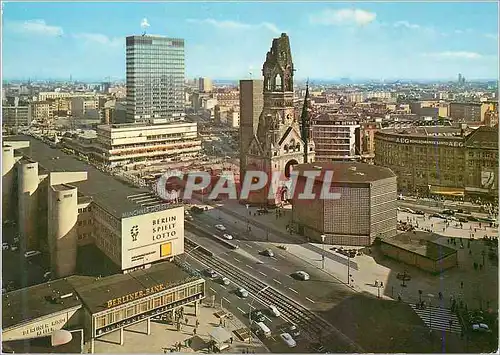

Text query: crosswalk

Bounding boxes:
[410,304,462,334]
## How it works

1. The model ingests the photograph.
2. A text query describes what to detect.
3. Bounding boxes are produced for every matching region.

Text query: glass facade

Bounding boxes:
[126,36,185,122]
[94,280,204,337]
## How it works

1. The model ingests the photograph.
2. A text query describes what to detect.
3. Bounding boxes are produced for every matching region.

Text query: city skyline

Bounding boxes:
[2,1,499,81]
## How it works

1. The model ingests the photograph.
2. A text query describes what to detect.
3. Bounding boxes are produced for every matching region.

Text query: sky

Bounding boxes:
[1,1,499,81]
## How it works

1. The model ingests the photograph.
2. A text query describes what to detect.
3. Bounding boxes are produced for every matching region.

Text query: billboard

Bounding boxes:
[121,206,184,270]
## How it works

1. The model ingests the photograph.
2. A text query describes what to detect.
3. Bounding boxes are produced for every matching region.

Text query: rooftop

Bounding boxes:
[4,135,169,218]
[464,125,498,149]
[294,162,396,183]
[378,126,464,138]
[2,279,82,330]
[66,261,200,314]
[382,231,456,260]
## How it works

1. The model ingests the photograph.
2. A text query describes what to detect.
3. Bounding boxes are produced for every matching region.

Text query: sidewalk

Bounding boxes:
[92,302,268,353]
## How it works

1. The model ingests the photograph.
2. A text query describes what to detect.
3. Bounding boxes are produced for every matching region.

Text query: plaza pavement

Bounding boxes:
[198,199,498,313]
[92,302,268,354]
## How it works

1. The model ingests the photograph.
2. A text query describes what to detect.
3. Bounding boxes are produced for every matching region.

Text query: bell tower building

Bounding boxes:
[242,33,315,206]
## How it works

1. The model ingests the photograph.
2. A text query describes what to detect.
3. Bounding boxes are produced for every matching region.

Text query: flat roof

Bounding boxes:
[378,126,464,139]
[2,279,82,330]
[66,261,201,314]
[2,329,83,353]
[294,162,396,183]
[4,136,169,218]
[382,231,456,260]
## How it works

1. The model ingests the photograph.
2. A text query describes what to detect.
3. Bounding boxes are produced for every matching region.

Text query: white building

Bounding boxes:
[94,122,202,167]
[3,137,185,276]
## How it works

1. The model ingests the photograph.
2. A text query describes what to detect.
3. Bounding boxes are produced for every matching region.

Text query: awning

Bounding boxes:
[428,186,465,197]
[209,326,232,344]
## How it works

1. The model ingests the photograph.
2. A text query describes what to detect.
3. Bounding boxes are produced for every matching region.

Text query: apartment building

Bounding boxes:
[198,77,213,93]
[92,122,202,167]
[2,105,32,127]
[31,101,53,122]
[449,102,490,123]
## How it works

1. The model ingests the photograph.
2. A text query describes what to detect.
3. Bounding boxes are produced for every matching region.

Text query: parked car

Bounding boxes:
[472,323,491,333]
[431,213,447,219]
[11,245,18,251]
[280,333,297,348]
[268,305,281,317]
[2,243,9,251]
[442,209,455,215]
[260,249,274,257]
[185,215,194,221]
[222,233,233,240]
[236,287,249,298]
[414,210,425,215]
[24,250,41,258]
[219,277,230,286]
[215,224,227,231]
[293,271,310,281]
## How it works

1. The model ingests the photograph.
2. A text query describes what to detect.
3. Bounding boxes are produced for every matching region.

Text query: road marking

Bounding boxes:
[210,287,217,293]
[233,257,241,263]
[306,297,316,303]
[237,307,245,314]
[273,279,282,284]
[264,315,273,322]
[271,256,278,261]
[223,297,231,304]
[288,287,298,294]
[270,336,276,341]
[220,285,227,290]
[258,271,267,277]
[246,264,254,270]
[248,303,255,309]
[244,243,253,248]
[271,267,280,272]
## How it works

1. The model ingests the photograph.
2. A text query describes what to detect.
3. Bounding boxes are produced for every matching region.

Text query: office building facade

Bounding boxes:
[126,35,185,123]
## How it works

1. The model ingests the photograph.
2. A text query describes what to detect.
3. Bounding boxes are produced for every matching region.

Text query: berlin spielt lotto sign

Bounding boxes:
[130,215,178,242]
[155,169,342,201]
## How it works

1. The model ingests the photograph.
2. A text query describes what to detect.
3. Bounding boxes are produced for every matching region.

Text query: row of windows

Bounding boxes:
[78,206,92,213]
[77,219,93,227]
[95,283,204,330]
[78,232,92,240]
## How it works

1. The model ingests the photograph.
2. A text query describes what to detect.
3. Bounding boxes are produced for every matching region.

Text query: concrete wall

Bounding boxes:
[48,185,78,278]
[380,242,457,273]
[17,161,41,251]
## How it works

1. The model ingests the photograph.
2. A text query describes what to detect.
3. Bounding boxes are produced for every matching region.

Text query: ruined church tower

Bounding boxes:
[243,33,315,206]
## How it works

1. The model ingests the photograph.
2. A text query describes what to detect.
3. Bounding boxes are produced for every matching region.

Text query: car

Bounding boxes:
[293,271,310,281]
[205,269,218,278]
[44,271,52,279]
[10,245,18,251]
[236,287,249,298]
[310,343,327,353]
[280,333,297,348]
[442,209,455,215]
[222,233,233,240]
[431,213,447,219]
[467,216,479,222]
[13,236,19,243]
[24,250,41,258]
[260,249,274,257]
[252,311,266,323]
[185,215,194,221]
[472,323,491,333]
[269,305,281,317]
[2,243,9,251]
[287,324,300,337]
[414,210,425,215]
[458,217,468,223]
[214,224,226,231]
[219,277,230,286]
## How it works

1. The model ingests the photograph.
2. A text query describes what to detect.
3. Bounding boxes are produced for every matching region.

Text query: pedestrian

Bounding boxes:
[219,318,223,326]
[460,281,463,289]
[194,328,197,335]
[185,317,189,325]
[230,337,233,344]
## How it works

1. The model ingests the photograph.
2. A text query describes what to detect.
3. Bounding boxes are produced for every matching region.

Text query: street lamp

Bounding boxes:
[246,204,250,233]
[320,235,326,270]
